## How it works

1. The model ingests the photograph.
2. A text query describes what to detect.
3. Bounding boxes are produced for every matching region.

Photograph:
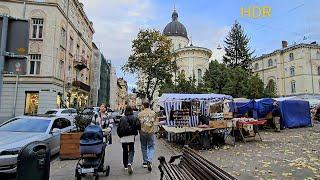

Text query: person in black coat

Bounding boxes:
[117,106,141,175]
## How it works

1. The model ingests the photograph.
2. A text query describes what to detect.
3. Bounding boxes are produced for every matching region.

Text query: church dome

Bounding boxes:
[163,10,188,39]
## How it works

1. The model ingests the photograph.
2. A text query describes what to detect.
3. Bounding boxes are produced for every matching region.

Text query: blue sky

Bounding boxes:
[80,0,320,92]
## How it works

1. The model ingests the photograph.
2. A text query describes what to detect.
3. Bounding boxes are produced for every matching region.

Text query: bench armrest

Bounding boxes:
[169,154,183,163]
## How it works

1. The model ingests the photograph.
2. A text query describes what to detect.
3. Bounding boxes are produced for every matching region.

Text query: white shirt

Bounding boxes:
[120,135,135,143]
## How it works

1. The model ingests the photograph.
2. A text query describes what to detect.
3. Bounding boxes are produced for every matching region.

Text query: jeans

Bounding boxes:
[140,133,155,163]
[122,142,134,168]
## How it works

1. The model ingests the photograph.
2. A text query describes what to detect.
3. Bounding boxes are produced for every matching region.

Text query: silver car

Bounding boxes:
[0,115,74,173]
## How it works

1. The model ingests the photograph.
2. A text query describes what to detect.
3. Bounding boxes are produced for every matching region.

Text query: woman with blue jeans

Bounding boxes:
[117,106,140,175]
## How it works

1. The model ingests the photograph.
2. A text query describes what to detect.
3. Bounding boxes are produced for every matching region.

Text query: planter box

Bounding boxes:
[209,120,227,129]
[60,132,82,160]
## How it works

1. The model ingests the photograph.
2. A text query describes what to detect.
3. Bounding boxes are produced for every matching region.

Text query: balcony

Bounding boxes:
[74,56,88,71]
[72,80,90,92]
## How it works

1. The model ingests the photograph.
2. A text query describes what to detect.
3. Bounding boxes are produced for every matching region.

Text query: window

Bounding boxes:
[178,43,181,49]
[290,66,295,76]
[24,92,39,115]
[289,53,294,61]
[266,79,276,93]
[58,60,64,79]
[60,27,66,46]
[76,44,80,60]
[69,37,74,53]
[254,63,259,70]
[197,69,202,83]
[291,81,296,93]
[268,59,273,67]
[318,66,320,75]
[29,54,41,75]
[31,18,43,39]
[51,118,71,130]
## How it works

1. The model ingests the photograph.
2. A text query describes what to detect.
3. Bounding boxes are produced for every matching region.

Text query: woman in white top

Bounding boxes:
[117,106,140,175]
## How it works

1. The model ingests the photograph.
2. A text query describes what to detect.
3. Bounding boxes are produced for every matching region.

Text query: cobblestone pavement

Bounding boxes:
[195,124,320,180]
[50,129,176,180]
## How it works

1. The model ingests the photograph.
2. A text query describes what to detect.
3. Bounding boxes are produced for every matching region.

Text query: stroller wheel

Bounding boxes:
[105,165,110,176]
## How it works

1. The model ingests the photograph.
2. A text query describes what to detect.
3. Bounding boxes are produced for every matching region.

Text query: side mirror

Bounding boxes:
[50,128,60,134]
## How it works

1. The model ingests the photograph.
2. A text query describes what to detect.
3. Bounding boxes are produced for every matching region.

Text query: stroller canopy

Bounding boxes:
[80,125,103,146]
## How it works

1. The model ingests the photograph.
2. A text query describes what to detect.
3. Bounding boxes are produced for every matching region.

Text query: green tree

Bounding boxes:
[223,67,249,97]
[203,60,229,93]
[223,21,254,70]
[122,29,174,102]
[245,74,265,99]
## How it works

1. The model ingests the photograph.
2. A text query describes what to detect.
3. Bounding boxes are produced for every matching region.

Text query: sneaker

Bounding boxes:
[127,164,133,175]
[147,161,152,172]
[142,163,148,168]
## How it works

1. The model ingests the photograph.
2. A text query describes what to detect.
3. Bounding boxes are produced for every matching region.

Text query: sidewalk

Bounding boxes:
[50,129,176,180]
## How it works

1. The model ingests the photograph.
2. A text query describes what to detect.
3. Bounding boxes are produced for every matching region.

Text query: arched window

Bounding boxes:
[289,53,294,61]
[266,79,276,93]
[290,66,295,76]
[197,69,202,83]
[254,63,259,70]
[291,80,296,93]
[268,59,273,67]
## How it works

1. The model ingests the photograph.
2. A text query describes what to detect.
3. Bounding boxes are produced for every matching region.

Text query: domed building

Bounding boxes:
[163,9,212,84]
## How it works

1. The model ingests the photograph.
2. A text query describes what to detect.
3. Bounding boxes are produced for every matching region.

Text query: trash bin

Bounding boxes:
[17,141,50,180]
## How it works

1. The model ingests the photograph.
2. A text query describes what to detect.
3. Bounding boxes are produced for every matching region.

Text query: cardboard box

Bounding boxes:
[209,120,227,129]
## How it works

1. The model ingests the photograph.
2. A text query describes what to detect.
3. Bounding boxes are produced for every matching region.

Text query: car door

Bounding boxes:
[47,118,62,155]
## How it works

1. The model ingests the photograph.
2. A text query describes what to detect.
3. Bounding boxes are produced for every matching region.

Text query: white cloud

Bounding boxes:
[79,0,155,85]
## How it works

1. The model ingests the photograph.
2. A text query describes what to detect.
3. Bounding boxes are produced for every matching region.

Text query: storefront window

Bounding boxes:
[25,92,39,115]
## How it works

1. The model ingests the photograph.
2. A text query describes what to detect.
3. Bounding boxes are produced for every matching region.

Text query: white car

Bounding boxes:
[0,115,74,173]
[45,108,77,118]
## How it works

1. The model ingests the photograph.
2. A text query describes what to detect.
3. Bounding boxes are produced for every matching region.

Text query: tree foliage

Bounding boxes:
[122,29,174,102]
[223,21,254,70]
[203,61,276,99]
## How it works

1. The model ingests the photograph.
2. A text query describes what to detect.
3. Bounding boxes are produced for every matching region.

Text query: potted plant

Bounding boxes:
[60,109,93,160]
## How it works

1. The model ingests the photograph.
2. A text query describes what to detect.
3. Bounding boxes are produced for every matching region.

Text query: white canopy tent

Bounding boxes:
[159,93,233,126]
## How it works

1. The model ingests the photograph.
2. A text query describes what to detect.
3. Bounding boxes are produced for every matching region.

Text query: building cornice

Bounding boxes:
[254,43,320,61]
[175,46,212,57]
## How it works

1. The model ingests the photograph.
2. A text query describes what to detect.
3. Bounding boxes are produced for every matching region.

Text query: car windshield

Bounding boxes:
[0,118,51,133]
[45,110,57,114]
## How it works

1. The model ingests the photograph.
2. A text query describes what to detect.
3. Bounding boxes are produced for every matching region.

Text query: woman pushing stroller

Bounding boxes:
[117,106,141,175]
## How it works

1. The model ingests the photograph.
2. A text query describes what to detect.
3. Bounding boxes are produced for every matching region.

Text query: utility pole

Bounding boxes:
[0,15,9,109]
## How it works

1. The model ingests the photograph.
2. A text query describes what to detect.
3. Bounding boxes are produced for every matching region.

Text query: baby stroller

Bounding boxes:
[75,125,110,180]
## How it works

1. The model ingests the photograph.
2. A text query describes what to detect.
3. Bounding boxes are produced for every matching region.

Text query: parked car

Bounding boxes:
[0,115,74,173]
[45,108,77,118]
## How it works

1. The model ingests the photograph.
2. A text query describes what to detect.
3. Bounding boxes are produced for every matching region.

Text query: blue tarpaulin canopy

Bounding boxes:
[253,98,275,119]
[278,99,311,128]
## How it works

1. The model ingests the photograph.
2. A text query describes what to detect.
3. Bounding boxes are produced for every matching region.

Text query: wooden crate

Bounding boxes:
[209,120,227,129]
[60,132,82,160]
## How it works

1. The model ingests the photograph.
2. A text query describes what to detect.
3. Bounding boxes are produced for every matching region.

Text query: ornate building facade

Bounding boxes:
[0,0,94,121]
[252,41,320,97]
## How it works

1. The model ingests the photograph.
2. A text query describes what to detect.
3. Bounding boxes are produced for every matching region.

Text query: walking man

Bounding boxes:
[138,102,157,171]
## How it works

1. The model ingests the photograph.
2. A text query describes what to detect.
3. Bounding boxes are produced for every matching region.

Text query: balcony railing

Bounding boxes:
[74,56,88,70]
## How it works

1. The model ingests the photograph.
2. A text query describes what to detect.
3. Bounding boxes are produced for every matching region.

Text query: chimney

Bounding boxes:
[282,41,288,48]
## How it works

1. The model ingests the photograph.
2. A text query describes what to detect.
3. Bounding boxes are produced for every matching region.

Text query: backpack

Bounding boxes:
[141,115,155,134]
[117,116,137,138]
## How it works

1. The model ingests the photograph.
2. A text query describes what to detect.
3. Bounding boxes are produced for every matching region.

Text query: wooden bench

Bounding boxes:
[158,146,236,180]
